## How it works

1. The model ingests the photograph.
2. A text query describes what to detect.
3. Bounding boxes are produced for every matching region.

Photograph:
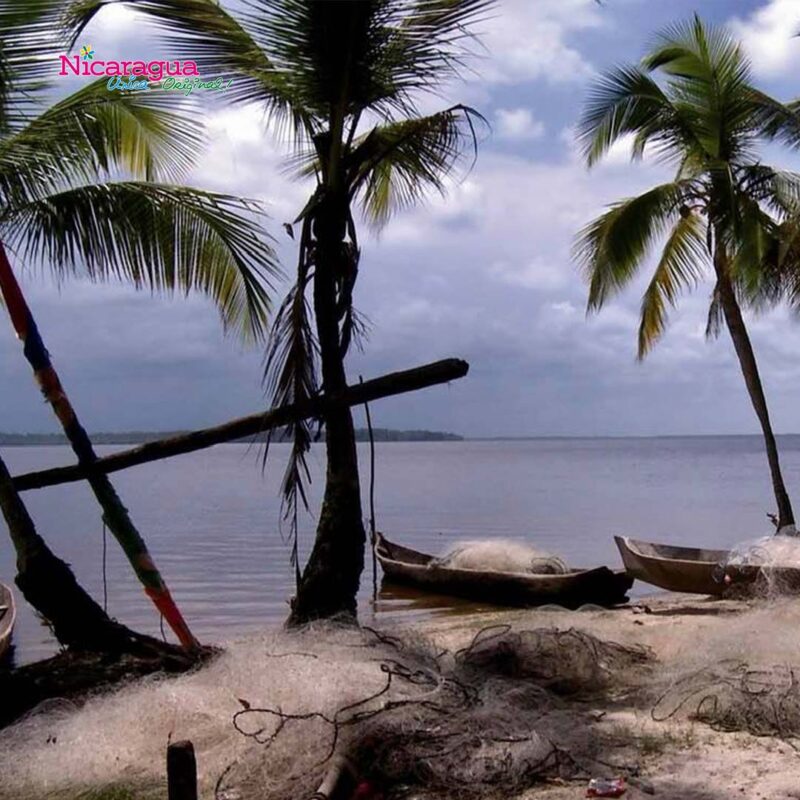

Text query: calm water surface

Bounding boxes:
[2,436,798,664]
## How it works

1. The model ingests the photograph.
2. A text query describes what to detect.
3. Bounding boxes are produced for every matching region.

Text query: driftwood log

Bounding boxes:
[13,358,468,491]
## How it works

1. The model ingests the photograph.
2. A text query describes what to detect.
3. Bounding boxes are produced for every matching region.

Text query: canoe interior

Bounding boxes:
[376,534,595,576]
[625,537,729,564]
[377,535,433,567]
[614,535,727,595]
[375,532,632,609]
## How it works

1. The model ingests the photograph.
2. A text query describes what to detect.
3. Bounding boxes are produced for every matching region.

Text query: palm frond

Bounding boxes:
[574,181,691,311]
[578,65,683,167]
[66,0,492,131]
[638,210,708,357]
[65,0,313,139]
[347,104,485,227]
[643,15,755,162]
[239,0,492,120]
[645,14,749,85]
[750,91,800,149]
[263,218,318,583]
[2,181,280,341]
[706,280,724,339]
[0,78,204,207]
[0,0,65,130]
[773,217,800,318]
[737,165,800,218]
[375,0,493,112]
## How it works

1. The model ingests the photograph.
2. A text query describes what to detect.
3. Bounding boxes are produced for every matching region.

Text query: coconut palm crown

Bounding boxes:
[575,16,800,529]
[1,0,279,342]
[67,0,492,622]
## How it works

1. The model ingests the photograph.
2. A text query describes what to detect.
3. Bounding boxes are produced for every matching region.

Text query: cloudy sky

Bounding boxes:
[5,0,800,438]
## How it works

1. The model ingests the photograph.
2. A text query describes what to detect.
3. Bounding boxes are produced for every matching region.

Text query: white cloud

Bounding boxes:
[729,0,800,78]
[189,105,311,225]
[479,0,602,84]
[495,108,545,141]
[490,257,566,290]
[601,132,639,166]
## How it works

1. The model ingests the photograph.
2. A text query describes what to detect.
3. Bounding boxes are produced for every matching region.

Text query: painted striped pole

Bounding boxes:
[0,243,199,650]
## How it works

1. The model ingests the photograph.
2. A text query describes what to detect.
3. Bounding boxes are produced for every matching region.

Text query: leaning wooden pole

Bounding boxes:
[0,243,199,650]
[14,358,469,491]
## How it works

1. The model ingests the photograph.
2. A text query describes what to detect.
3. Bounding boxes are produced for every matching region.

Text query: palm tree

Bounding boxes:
[0,0,279,648]
[67,0,492,623]
[575,15,800,531]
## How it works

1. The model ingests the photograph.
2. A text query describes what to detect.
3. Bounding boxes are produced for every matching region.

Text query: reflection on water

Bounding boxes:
[1,436,797,664]
[375,579,503,618]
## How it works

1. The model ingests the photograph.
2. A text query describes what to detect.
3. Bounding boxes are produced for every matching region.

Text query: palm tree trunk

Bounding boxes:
[288,194,366,625]
[714,247,795,529]
[0,451,157,652]
[0,243,199,649]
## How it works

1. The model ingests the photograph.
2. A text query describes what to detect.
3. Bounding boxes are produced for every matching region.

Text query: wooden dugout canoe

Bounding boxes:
[0,583,16,659]
[614,535,800,596]
[375,532,632,609]
[614,536,728,595]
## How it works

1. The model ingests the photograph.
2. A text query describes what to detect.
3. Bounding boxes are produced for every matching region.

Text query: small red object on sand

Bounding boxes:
[586,777,626,797]
[353,780,381,800]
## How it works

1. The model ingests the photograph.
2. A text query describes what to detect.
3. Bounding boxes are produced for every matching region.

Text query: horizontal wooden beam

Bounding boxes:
[12,358,468,492]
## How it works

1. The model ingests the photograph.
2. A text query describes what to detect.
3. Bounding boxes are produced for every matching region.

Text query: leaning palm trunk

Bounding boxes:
[0,243,199,649]
[0,451,172,652]
[714,247,795,529]
[0,452,118,650]
[288,194,366,625]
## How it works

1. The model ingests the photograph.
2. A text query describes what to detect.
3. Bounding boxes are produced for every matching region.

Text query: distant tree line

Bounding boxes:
[0,428,462,446]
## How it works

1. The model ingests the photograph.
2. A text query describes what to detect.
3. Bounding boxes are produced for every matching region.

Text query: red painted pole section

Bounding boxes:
[0,242,199,650]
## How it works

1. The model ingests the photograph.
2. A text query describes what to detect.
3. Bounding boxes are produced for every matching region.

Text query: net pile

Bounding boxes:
[653,659,800,745]
[431,540,568,575]
[217,625,651,800]
[721,533,800,598]
[0,623,652,800]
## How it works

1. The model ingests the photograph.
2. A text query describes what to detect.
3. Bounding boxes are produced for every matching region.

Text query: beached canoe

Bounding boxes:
[615,536,800,596]
[614,536,728,595]
[0,583,16,659]
[375,532,633,608]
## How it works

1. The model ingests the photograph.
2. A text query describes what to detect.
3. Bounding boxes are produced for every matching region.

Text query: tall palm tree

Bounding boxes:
[575,16,800,531]
[68,0,492,623]
[0,0,279,647]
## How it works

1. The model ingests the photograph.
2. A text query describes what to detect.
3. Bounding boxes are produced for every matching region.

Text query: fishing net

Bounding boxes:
[455,625,651,695]
[431,540,568,575]
[216,624,651,800]
[653,659,800,745]
[719,532,800,598]
[0,622,653,800]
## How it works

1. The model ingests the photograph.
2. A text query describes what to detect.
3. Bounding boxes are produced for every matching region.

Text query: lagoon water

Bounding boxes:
[2,436,799,664]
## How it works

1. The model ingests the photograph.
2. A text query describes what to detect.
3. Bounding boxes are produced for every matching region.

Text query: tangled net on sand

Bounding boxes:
[653,659,800,745]
[431,540,568,575]
[455,625,651,695]
[720,534,800,598]
[218,625,652,800]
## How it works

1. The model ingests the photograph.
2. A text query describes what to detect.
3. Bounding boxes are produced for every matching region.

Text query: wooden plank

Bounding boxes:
[12,358,469,491]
